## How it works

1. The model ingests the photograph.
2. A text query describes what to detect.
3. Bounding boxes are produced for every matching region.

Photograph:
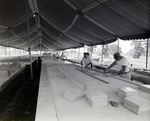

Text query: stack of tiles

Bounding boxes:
[86,90,108,108]
[63,89,85,101]
[117,87,138,99]
[123,96,150,114]
[140,85,150,94]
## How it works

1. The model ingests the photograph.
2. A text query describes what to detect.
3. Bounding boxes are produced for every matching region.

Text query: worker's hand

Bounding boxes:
[104,68,109,73]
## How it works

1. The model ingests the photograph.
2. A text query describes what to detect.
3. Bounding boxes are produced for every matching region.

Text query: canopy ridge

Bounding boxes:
[12,42,28,48]
[82,0,107,13]
[63,0,77,10]
[128,1,150,15]
[84,15,115,35]
[42,31,56,40]
[103,2,149,34]
[112,0,150,24]
[64,0,115,45]
[42,43,52,50]
[51,1,80,48]
[62,15,79,33]
[136,0,150,9]
[100,4,136,33]
[28,0,38,14]
[0,30,7,34]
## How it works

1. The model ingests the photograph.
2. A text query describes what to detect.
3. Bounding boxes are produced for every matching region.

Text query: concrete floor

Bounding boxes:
[35,57,150,121]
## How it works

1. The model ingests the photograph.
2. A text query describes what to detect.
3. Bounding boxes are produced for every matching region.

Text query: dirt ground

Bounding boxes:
[0,61,41,121]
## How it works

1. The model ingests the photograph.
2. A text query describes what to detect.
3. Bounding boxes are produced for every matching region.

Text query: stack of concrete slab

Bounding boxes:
[63,89,85,101]
[86,90,108,108]
[140,85,150,94]
[123,96,150,114]
[117,87,138,99]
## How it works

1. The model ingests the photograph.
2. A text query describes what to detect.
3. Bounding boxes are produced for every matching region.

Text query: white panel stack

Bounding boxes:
[123,96,150,114]
[117,87,138,99]
[63,89,85,101]
[140,85,150,94]
[86,90,108,108]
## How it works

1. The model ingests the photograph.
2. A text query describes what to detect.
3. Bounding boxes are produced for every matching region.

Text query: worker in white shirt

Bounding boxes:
[104,53,131,80]
[81,52,93,68]
[60,53,67,60]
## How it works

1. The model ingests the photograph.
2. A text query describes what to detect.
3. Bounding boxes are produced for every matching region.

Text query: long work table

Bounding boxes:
[35,57,150,121]
[68,59,150,84]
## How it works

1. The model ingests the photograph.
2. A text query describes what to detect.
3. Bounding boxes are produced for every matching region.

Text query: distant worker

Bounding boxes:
[104,53,131,80]
[55,53,59,59]
[60,53,67,60]
[81,52,93,68]
[53,53,56,60]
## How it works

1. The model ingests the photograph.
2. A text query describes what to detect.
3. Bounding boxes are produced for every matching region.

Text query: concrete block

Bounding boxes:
[117,87,138,99]
[63,89,85,101]
[86,90,108,108]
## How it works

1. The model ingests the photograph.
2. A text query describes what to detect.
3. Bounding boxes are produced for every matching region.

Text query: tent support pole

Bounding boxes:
[78,47,80,59]
[9,46,10,59]
[146,38,149,68]
[5,45,6,56]
[91,45,93,59]
[35,14,39,67]
[117,38,119,53]
[101,44,104,63]
[27,1,33,80]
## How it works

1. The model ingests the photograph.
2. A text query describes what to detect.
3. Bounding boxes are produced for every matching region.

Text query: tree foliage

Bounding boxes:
[86,46,97,54]
[130,40,145,58]
[107,43,122,55]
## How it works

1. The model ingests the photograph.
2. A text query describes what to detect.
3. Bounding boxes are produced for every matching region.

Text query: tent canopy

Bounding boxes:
[0,0,150,51]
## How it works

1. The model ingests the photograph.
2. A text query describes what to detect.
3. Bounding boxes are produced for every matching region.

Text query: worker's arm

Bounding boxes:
[104,61,116,72]
[107,61,116,70]
[81,60,83,67]
[117,66,126,75]
[85,62,93,68]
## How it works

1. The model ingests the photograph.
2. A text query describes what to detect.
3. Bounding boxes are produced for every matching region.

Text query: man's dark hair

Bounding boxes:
[113,53,121,60]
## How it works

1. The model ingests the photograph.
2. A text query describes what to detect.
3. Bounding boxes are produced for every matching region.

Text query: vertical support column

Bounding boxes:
[35,13,39,67]
[9,46,10,59]
[146,38,149,68]
[5,45,6,56]
[39,36,42,56]
[84,45,86,53]
[101,44,104,63]
[27,0,33,80]
[0,46,1,56]
[117,38,119,53]
[91,45,93,59]
[78,47,80,59]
